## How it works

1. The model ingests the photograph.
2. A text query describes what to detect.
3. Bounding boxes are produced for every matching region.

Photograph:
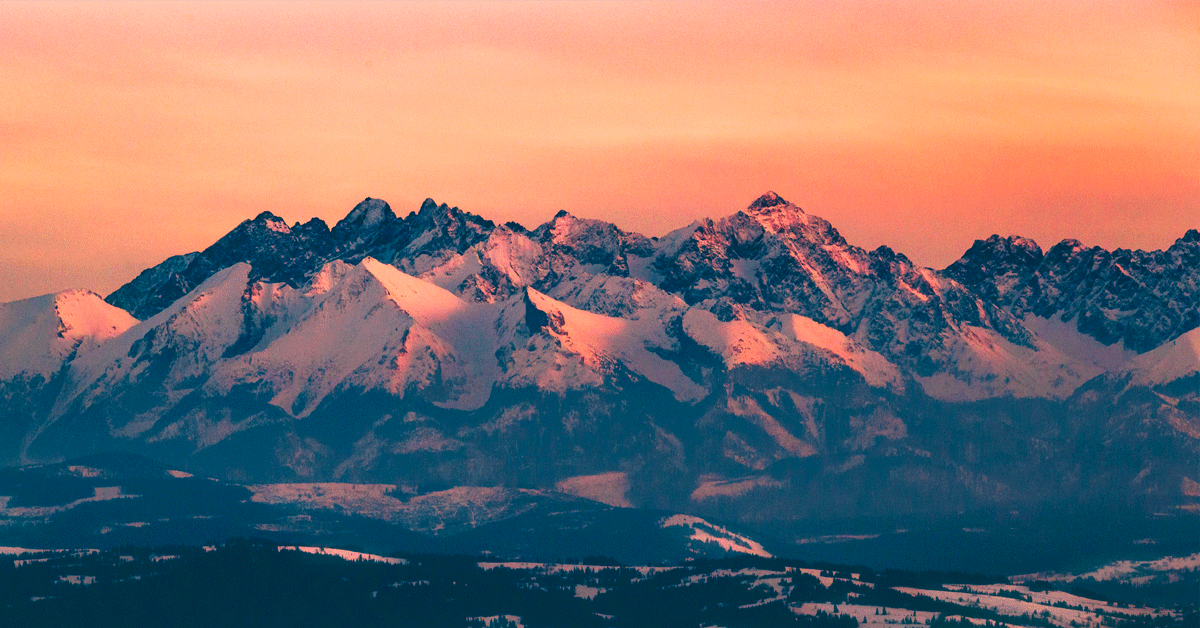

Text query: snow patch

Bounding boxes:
[66,466,103,478]
[478,561,679,577]
[555,472,631,508]
[727,396,815,458]
[1,486,133,518]
[248,483,407,520]
[690,475,782,502]
[796,534,881,544]
[279,546,407,565]
[659,514,771,558]
[467,615,524,628]
[730,258,760,283]
[574,584,606,600]
[250,483,551,535]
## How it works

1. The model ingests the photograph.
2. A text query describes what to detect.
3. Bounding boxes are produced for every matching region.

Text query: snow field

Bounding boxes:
[895,585,1171,628]
[0,486,132,518]
[555,472,631,508]
[278,546,407,565]
[793,602,939,628]
[1012,551,1200,585]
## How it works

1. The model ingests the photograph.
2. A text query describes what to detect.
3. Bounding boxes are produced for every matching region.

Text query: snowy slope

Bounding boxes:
[500,288,705,401]
[56,263,257,416]
[555,472,632,508]
[1123,326,1200,389]
[0,290,137,380]
[680,306,902,389]
[222,258,705,413]
[42,255,711,452]
[212,258,501,416]
[913,326,1104,402]
[1018,314,1136,372]
[412,224,544,302]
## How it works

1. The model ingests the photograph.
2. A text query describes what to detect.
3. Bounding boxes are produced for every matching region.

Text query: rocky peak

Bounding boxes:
[985,234,1042,260]
[376,198,496,260]
[540,209,581,233]
[736,192,848,249]
[503,220,530,235]
[292,217,332,239]
[232,211,288,235]
[332,198,395,240]
[104,206,339,320]
[1044,238,1088,261]
[415,198,473,222]
[868,245,913,279]
[536,210,618,245]
[943,235,1043,303]
[742,192,803,226]
[527,210,637,274]
[414,198,482,225]
[747,191,792,212]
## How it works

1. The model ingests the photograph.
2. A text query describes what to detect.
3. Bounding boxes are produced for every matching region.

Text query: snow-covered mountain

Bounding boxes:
[2,193,1197,526]
[0,290,136,381]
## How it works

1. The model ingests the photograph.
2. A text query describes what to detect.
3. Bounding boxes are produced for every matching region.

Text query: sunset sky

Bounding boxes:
[1,1,1197,305]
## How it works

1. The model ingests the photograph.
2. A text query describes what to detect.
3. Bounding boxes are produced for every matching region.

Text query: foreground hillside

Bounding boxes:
[1,540,1194,628]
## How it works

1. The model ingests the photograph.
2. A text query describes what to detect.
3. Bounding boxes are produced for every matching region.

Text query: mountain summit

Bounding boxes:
[332,197,395,239]
[746,190,792,211]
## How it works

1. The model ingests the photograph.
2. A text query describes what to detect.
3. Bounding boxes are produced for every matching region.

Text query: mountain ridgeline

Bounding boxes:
[2,193,1197,527]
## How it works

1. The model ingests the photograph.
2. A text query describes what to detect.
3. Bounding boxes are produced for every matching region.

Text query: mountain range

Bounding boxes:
[2,192,1197,536]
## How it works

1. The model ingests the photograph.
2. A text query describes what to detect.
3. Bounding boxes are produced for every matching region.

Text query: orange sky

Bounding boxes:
[1,1,1197,304]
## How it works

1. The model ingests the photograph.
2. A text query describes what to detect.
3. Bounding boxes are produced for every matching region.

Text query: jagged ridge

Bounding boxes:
[1,192,1196,526]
